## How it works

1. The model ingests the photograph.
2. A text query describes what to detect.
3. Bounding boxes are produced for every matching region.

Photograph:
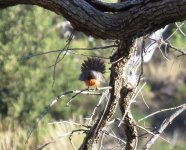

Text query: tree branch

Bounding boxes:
[138,103,186,122]
[0,0,186,39]
[79,40,134,149]
[143,104,186,150]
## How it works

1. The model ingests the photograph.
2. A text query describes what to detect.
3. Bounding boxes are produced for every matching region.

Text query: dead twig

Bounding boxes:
[36,129,86,150]
[148,36,186,57]
[136,124,171,145]
[165,23,184,41]
[143,104,186,150]
[26,87,110,143]
[103,130,126,145]
[68,51,109,59]
[66,87,112,106]
[138,103,186,122]
[175,23,185,36]
[20,45,118,60]
[52,30,74,87]
[48,120,89,128]
[88,89,110,126]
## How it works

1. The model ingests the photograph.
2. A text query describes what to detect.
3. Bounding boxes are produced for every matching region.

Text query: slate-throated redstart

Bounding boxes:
[79,58,105,88]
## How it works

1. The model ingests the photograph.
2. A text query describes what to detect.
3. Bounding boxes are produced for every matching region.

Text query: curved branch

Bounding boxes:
[143,105,186,150]
[0,0,186,39]
[84,0,144,12]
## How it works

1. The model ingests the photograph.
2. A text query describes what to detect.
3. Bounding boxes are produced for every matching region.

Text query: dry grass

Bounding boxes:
[0,119,86,150]
[145,58,186,82]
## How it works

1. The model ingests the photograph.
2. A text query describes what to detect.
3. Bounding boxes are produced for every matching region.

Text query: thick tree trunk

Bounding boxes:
[117,40,138,150]
[79,40,136,149]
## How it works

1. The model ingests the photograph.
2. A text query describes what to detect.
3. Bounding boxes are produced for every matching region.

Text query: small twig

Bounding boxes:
[137,127,157,138]
[158,46,169,61]
[131,82,146,103]
[164,41,169,57]
[26,87,109,143]
[148,37,186,57]
[36,129,86,150]
[88,89,110,126]
[66,86,112,106]
[109,127,125,147]
[165,23,184,41]
[175,23,186,36]
[103,130,126,145]
[20,45,117,60]
[144,39,157,53]
[66,88,89,106]
[94,91,111,136]
[52,30,74,87]
[110,56,124,64]
[140,91,149,109]
[48,120,89,128]
[111,118,161,143]
[118,102,132,128]
[69,137,76,150]
[143,104,186,150]
[99,131,105,150]
[136,125,171,145]
[68,51,109,59]
[69,130,77,150]
[138,103,186,122]
[168,43,186,57]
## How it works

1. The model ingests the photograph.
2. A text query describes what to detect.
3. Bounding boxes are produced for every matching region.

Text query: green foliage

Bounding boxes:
[0,6,96,124]
[171,22,186,50]
[132,110,151,127]
[175,84,186,104]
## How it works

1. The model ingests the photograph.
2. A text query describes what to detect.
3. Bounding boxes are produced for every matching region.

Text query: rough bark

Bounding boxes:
[0,0,186,39]
[79,40,135,149]
[117,40,138,150]
[119,87,137,150]
[114,39,137,150]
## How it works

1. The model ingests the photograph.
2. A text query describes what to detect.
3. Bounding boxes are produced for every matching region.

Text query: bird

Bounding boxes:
[79,57,106,89]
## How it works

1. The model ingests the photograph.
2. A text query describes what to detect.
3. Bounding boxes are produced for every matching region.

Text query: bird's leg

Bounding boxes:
[88,86,90,91]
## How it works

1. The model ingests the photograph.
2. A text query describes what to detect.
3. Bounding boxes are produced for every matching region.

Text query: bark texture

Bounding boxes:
[79,40,136,149]
[0,0,186,39]
[119,87,137,150]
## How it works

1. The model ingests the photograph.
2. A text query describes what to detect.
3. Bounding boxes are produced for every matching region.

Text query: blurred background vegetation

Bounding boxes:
[0,4,186,150]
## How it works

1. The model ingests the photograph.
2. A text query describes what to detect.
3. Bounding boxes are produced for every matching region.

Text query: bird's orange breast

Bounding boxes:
[85,79,100,87]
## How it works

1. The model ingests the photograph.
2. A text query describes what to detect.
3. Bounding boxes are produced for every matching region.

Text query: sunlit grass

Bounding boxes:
[150,138,186,150]
[0,120,86,150]
[145,58,186,82]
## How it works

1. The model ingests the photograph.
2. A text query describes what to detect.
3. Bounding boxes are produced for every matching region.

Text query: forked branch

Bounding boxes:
[143,104,186,150]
